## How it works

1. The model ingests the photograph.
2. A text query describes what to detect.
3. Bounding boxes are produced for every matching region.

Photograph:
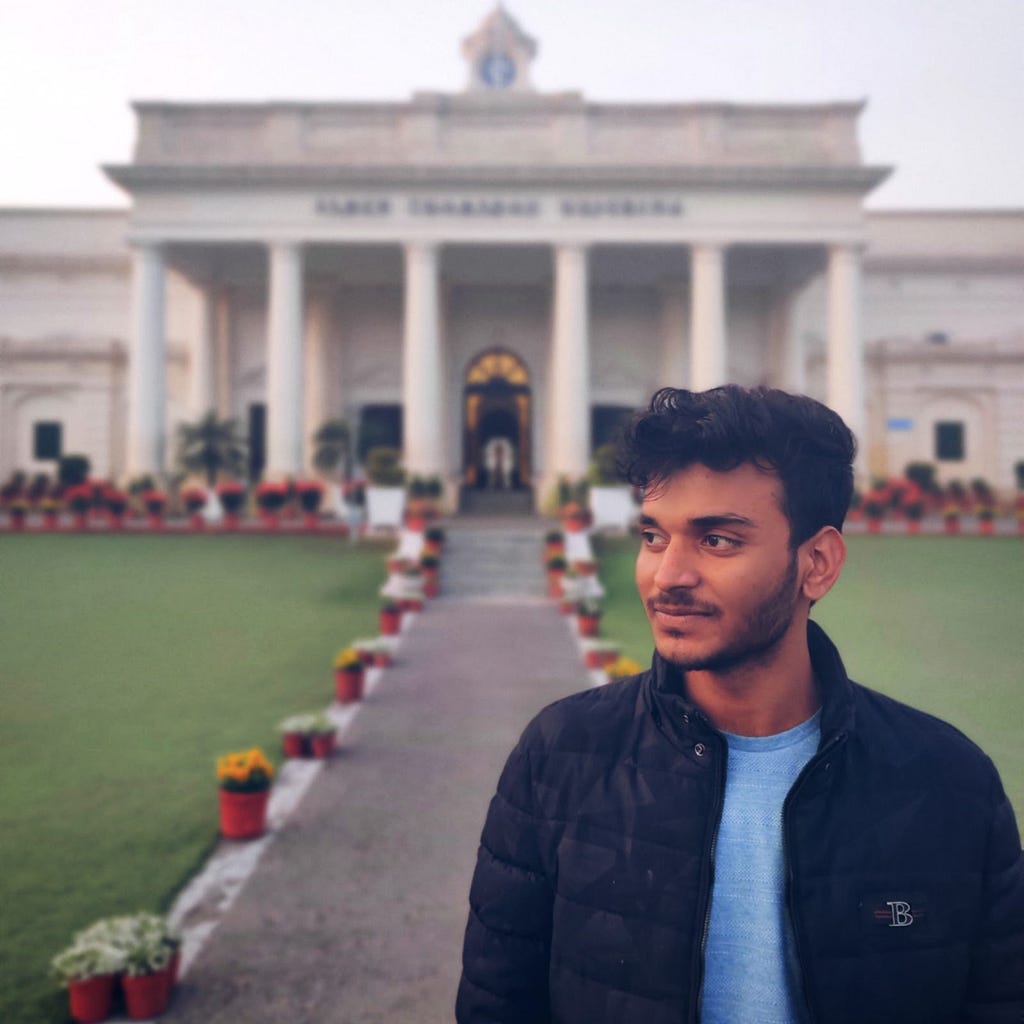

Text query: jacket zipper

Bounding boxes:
[781,730,847,1024]
[689,734,727,1024]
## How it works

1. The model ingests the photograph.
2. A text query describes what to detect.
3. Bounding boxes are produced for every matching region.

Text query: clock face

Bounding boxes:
[480,51,516,89]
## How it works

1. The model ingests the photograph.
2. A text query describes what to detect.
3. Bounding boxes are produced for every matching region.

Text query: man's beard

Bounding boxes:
[656,550,800,674]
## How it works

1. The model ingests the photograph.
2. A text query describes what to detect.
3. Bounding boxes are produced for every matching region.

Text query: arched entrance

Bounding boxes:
[463,349,531,490]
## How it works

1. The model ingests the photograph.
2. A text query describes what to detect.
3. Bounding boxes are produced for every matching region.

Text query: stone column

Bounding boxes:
[189,284,218,418]
[689,244,727,390]
[127,243,166,477]
[266,242,305,478]
[303,290,332,472]
[549,243,591,479]
[402,242,444,476]
[659,279,689,387]
[826,245,865,454]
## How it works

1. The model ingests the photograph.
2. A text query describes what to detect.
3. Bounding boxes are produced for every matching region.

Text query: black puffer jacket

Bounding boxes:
[456,621,1024,1024]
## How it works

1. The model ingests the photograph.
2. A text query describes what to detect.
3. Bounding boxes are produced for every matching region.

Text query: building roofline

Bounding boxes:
[103,162,891,193]
[0,205,129,215]
[128,96,869,117]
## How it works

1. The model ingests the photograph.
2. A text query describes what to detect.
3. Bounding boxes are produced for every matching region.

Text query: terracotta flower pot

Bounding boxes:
[282,732,307,758]
[405,515,427,532]
[547,570,565,599]
[944,518,960,535]
[311,732,336,758]
[168,950,181,990]
[335,667,364,703]
[399,598,424,613]
[906,519,921,535]
[260,511,279,529]
[223,512,240,531]
[577,614,601,638]
[379,608,402,636]
[867,517,882,535]
[122,968,172,1020]
[189,512,204,530]
[147,514,164,531]
[560,600,575,615]
[422,568,440,598]
[303,512,318,529]
[43,511,59,530]
[219,788,269,839]
[73,513,88,530]
[67,973,116,1023]
[979,519,994,536]
[374,650,393,668]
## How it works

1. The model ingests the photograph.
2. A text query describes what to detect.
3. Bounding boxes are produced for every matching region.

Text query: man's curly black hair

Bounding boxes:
[618,385,856,547]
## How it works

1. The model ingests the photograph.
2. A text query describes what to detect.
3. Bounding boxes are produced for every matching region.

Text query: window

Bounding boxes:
[358,405,403,462]
[33,421,62,460]
[248,403,266,480]
[935,421,965,461]
[591,405,634,453]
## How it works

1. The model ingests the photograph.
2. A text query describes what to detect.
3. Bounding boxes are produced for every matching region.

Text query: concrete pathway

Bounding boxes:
[162,520,589,1024]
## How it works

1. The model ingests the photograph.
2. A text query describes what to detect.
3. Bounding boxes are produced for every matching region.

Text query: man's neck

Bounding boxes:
[684,629,820,737]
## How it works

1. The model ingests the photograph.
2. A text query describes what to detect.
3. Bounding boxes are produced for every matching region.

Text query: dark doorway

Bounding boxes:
[463,349,531,490]
[248,403,266,481]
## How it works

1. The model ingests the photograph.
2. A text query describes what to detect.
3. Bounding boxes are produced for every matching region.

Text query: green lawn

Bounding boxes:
[0,534,388,1024]
[595,534,1024,826]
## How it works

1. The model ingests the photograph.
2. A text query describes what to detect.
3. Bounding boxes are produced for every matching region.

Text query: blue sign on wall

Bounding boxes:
[887,417,914,431]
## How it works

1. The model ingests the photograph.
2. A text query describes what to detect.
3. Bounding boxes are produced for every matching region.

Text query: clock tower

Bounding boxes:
[462,5,537,93]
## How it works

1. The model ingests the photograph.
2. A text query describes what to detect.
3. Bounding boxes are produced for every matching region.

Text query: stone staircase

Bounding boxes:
[458,487,535,516]
[440,520,549,600]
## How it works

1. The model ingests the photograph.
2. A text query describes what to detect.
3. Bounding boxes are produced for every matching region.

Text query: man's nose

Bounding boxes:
[652,541,701,592]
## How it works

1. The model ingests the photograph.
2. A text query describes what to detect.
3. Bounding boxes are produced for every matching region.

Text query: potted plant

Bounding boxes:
[903,492,925,535]
[217,480,246,529]
[379,599,402,637]
[545,553,568,598]
[66,484,93,530]
[605,655,643,683]
[40,495,61,529]
[279,711,336,757]
[143,489,168,530]
[365,446,406,530]
[51,937,126,1023]
[862,491,886,534]
[333,646,365,703]
[581,639,620,670]
[103,489,129,530]
[7,497,28,530]
[544,529,565,559]
[182,486,207,530]
[560,500,591,534]
[424,524,446,554]
[977,504,995,536]
[255,481,288,528]
[577,598,603,638]
[420,553,441,598]
[296,479,324,528]
[216,747,274,839]
[942,503,961,536]
[120,913,178,1020]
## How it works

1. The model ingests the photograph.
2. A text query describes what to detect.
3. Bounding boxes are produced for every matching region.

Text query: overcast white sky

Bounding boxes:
[2,0,1022,210]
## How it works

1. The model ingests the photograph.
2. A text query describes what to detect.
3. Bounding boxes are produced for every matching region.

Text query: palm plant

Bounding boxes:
[176,412,247,487]
[312,419,351,479]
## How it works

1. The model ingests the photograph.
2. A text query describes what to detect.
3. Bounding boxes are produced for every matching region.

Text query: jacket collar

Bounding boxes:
[645,619,856,747]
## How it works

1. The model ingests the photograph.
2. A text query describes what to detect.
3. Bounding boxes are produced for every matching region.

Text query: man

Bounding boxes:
[456,385,1023,1024]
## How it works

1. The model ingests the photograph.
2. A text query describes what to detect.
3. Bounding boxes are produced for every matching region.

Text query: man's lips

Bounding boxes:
[647,599,718,619]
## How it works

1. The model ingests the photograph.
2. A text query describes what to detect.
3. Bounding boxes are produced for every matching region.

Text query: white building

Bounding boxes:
[1,7,1022,503]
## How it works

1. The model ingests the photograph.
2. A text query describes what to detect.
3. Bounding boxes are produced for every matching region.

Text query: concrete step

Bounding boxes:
[441,524,548,599]
[459,487,535,516]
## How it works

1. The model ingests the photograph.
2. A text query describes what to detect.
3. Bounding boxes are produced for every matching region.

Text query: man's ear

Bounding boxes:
[799,526,846,603]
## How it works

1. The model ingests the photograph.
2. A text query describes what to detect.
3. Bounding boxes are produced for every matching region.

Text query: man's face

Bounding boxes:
[635,462,804,674]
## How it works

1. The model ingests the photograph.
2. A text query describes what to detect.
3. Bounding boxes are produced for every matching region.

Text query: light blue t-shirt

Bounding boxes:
[700,711,821,1024]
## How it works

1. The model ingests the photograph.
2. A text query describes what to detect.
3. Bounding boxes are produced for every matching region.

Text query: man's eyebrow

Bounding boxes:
[636,513,757,530]
[690,514,757,530]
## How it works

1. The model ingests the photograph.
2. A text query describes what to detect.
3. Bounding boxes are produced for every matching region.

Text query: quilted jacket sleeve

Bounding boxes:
[961,769,1024,1022]
[456,729,554,1024]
